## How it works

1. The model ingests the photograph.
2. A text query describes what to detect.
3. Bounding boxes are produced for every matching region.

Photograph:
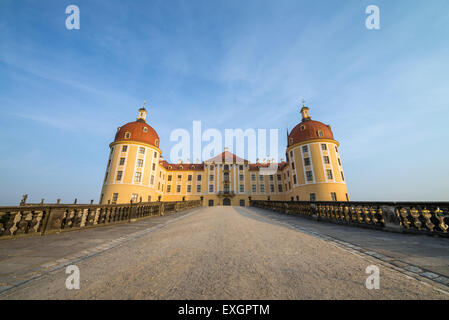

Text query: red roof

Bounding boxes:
[158,151,288,172]
[114,121,160,148]
[205,151,248,163]
[288,119,334,146]
[159,160,204,171]
[249,162,287,171]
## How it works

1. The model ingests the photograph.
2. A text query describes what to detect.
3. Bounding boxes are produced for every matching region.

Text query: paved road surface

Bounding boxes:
[1,206,448,299]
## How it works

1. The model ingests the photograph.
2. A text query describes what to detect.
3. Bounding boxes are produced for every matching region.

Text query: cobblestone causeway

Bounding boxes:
[1,206,448,299]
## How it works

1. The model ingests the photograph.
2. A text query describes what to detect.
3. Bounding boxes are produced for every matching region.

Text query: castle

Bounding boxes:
[100,104,349,206]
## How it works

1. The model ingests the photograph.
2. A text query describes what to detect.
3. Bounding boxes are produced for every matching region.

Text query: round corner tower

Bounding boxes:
[99,105,163,204]
[285,103,349,202]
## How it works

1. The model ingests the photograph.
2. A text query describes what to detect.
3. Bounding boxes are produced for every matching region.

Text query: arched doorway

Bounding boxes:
[223,198,231,206]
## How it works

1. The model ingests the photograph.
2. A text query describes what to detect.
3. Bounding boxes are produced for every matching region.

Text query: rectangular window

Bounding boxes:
[116,171,123,181]
[240,174,244,181]
[210,175,214,181]
[168,175,172,181]
[167,185,171,193]
[134,172,142,183]
[259,175,264,181]
[306,171,313,182]
[251,174,256,181]
[239,165,243,170]
[197,185,201,192]
[290,151,293,158]
[310,193,316,202]
[338,158,341,166]
[341,171,345,181]
[321,144,327,151]
[152,163,156,171]
[139,147,145,154]
[293,175,297,184]
[187,185,191,193]
[240,184,244,192]
[278,184,282,192]
[119,158,125,166]
[137,159,143,167]
[112,193,118,202]
[188,175,192,181]
[277,174,281,180]
[197,175,202,181]
[304,157,310,166]
[269,175,274,181]
[209,185,214,192]
[252,185,256,192]
[131,193,138,202]
[291,162,295,170]
[178,175,182,180]
[154,151,157,158]
[122,145,128,152]
[331,192,337,201]
[270,184,274,192]
[323,156,330,164]
[260,185,265,192]
[176,185,181,193]
[335,146,338,153]
[302,145,308,153]
[150,175,154,185]
[327,169,333,180]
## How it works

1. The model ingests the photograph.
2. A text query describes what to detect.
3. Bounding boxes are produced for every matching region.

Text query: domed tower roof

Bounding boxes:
[287,101,334,147]
[114,104,160,148]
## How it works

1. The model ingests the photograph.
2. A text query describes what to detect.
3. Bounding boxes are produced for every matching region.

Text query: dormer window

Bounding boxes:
[143,127,148,133]
[300,125,306,131]
[317,130,323,137]
[155,139,159,147]
[124,132,131,139]
[289,138,293,145]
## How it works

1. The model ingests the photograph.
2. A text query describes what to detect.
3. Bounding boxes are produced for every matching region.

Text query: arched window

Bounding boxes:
[124,132,131,139]
[155,139,159,147]
[300,125,306,131]
[317,130,323,137]
[143,127,148,133]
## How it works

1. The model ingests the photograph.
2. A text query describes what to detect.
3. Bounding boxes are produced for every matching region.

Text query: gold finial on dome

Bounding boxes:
[300,99,311,121]
[137,101,147,122]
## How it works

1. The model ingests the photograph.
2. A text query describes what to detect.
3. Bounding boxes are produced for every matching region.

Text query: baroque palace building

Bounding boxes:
[100,104,349,206]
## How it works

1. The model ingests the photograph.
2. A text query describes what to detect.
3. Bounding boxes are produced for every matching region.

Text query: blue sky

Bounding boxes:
[1,0,448,205]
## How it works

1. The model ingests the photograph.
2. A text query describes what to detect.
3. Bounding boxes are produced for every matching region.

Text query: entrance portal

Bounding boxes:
[223,198,231,206]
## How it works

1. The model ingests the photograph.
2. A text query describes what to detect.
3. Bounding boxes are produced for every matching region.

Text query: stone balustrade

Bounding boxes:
[0,200,201,239]
[250,200,449,237]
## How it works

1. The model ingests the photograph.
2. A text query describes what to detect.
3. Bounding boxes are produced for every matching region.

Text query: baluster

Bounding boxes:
[410,207,422,230]
[422,208,434,232]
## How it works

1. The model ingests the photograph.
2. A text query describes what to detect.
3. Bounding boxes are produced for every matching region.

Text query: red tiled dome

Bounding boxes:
[114,121,160,148]
[288,120,334,146]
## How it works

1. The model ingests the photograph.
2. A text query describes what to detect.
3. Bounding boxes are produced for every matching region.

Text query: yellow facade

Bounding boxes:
[100,107,349,206]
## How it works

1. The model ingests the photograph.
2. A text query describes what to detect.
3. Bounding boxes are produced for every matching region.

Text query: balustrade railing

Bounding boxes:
[0,200,201,239]
[250,200,449,237]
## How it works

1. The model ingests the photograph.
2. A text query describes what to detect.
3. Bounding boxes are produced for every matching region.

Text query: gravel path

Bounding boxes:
[1,206,447,299]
